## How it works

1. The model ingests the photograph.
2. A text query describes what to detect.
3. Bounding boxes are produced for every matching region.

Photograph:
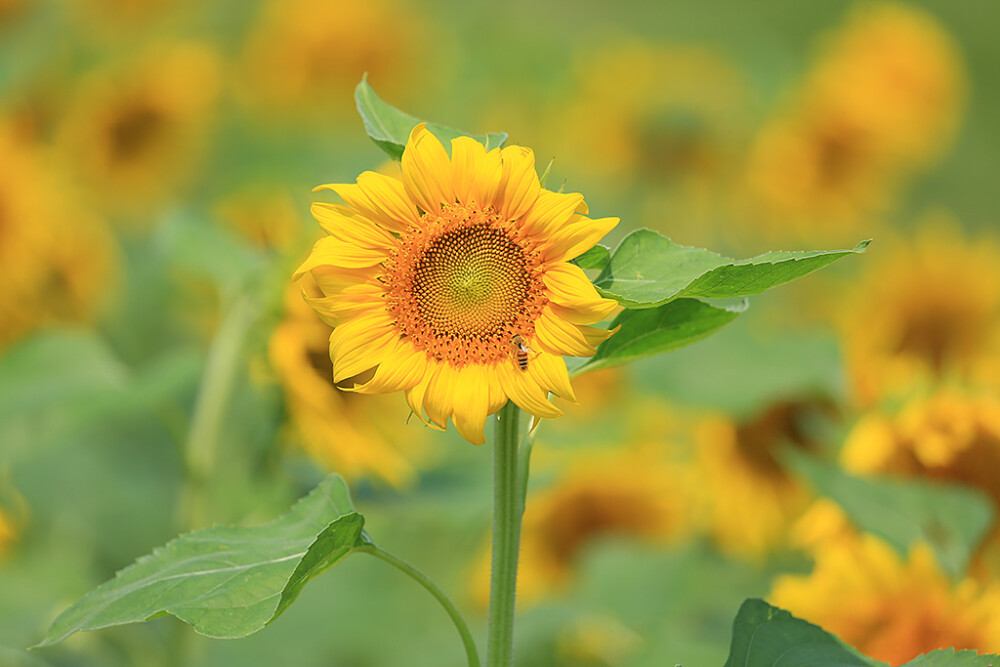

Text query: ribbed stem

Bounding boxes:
[486,402,523,666]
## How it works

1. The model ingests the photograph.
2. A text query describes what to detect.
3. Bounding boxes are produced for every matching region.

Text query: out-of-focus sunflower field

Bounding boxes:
[2,0,999,665]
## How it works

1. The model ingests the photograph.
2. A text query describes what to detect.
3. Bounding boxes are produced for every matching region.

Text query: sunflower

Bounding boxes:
[56,43,219,221]
[469,445,690,607]
[269,276,425,487]
[0,124,114,349]
[295,124,619,444]
[841,389,1000,515]
[741,2,964,241]
[692,398,833,558]
[770,534,1000,665]
[839,220,1000,405]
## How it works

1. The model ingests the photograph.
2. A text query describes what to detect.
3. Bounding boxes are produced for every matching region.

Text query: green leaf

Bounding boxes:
[902,649,1000,666]
[355,75,508,160]
[594,229,869,308]
[787,452,993,579]
[38,475,370,646]
[572,298,746,376]
[571,244,610,271]
[724,598,883,667]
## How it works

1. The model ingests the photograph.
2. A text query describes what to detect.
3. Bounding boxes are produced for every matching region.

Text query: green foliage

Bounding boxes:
[570,244,610,271]
[594,229,869,309]
[355,75,508,160]
[724,599,880,667]
[38,475,369,646]
[788,453,994,579]
[572,298,746,376]
[724,599,1000,667]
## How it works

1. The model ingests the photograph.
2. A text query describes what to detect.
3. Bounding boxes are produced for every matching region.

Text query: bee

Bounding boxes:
[510,334,535,372]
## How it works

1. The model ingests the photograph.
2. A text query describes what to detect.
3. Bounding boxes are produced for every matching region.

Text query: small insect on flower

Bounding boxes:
[510,334,535,372]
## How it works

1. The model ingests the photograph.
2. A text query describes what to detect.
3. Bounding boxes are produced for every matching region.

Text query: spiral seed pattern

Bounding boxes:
[384,202,547,367]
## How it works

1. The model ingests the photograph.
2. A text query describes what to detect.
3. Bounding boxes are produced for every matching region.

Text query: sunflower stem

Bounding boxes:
[360,544,480,667]
[486,401,524,667]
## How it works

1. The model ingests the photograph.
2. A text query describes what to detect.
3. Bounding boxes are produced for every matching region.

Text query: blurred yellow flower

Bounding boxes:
[742,2,964,240]
[839,221,1000,405]
[213,186,305,253]
[0,125,115,349]
[471,446,690,607]
[556,41,748,238]
[0,508,16,558]
[554,615,641,667]
[692,399,831,558]
[241,0,421,117]
[56,43,220,221]
[296,124,618,444]
[771,535,1000,665]
[842,390,1000,511]
[269,276,424,488]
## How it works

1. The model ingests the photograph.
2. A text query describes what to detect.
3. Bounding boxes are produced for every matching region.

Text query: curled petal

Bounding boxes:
[497,363,562,419]
[293,236,388,278]
[402,123,455,213]
[310,203,396,248]
[329,313,397,382]
[542,216,619,263]
[534,306,600,357]
[526,351,577,403]
[499,145,541,221]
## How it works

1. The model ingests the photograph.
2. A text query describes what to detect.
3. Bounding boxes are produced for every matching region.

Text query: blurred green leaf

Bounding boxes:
[355,75,508,160]
[724,599,881,667]
[787,453,993,579]
[572,298,746,376]
[38,475,370,646]
[571,244,610,271]
[594,229,869,308]
[0,330,127,423]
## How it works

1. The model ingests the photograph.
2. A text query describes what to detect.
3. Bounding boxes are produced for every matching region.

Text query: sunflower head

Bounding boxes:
[296,124,619,444]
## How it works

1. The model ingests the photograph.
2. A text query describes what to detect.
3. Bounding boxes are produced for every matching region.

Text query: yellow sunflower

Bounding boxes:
[56,43,220,221]
[842,389,1000,513]
[470,445,691,607]
[692,398,833,558]
[295,124,619,445]
[269,276,425,488]
[839,219,1000,405]
[771,535,1000,665]
[741,2,964,241]
[0,123,115,349]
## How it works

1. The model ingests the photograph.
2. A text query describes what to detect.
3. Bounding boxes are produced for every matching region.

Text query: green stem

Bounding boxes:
[361,544,481,667]
[178,296,257,531]
[486,402,523,666]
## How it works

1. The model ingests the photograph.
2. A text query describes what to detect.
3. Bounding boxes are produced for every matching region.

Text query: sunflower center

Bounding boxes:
[384,203,547,367]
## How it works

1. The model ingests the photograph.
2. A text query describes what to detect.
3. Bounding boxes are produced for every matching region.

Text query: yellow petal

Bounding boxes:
[542,216,619,263]
[310,203,396,249]
[423,362,458,429]
[522,190,584,237]
[304,287,384,326]
[497,363,562,419]
[526,351,577,403]
[314,172,418,233]
[329,313,397,382]
[543,264,619,323]
[452,365,491,445]
[310,265,382,294]
[293,236,388,278]
[450,136,482,204]
[354,337,428,395]
[534,306,598,357]
[405,374,443,430]
[499,145,540,221]
[401,123,455,214]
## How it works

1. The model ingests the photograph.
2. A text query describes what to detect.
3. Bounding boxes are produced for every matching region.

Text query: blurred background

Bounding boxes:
[1,0,999,665]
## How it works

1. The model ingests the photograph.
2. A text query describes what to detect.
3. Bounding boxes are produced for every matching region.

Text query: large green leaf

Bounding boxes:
[38,475,370,646]
[724,599,882,667]
[787,453,993,579]
[571,298,746,376]
[725,599,1000,667]
[355,75,508,160]
[594,229,869,308]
